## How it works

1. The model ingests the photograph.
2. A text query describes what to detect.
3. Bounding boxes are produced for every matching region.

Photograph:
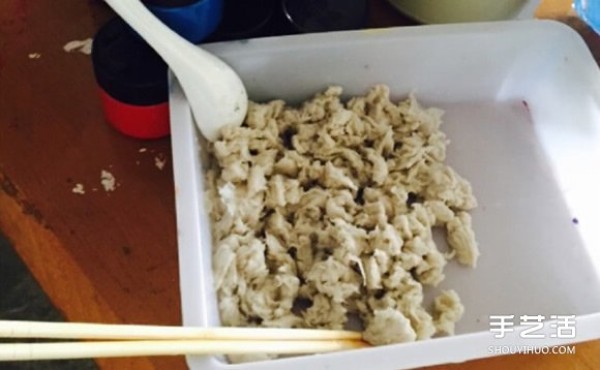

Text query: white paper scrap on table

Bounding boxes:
[71,183,85,195]
[154,155,167,170]
[100,170,116,192]
[63,38,93,55]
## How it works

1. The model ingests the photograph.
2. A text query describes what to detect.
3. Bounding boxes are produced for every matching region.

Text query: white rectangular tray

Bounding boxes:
[170,20,600,370]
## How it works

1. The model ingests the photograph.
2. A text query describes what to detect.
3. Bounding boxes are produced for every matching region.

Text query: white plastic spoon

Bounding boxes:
[103,0,248,141]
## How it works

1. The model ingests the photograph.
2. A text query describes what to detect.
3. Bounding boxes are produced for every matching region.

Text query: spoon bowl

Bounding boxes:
[103,0,248,141]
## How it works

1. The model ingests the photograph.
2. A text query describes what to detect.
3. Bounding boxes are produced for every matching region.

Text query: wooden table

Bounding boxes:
[0,0,598,369]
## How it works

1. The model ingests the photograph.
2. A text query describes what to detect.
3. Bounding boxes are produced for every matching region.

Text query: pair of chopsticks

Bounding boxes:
[0,320,367,361]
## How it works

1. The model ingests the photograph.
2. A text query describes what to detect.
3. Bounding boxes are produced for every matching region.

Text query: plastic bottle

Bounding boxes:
[92,18,170,139]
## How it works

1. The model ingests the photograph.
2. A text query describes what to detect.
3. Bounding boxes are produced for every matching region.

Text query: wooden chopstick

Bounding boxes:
[0,320,362,341]
[0,339,369,361]
[0,321,368,361]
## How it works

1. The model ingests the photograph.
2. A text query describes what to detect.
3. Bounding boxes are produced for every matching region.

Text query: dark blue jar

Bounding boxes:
[278,0,368,34]
[142,0,223,43]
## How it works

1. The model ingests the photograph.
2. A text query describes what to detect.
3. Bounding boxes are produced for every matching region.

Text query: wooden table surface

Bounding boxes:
[0,0,598,369]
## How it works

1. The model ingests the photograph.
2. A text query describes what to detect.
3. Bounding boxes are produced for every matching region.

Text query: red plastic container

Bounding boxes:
[92,18,170,139]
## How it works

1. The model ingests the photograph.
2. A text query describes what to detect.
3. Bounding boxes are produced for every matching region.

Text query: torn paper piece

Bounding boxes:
[63,38,93,55]
[71,183,85,195]
[154,155,167,171]
[101,170,116,192]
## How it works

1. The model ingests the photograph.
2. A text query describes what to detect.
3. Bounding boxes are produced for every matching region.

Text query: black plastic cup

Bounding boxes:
[207,0,277,41]
[276,0,368,35]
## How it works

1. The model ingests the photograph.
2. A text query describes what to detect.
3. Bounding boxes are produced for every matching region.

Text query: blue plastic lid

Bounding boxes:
[143,0,198,7]
[574,0,600,35]
[143,0,223,43]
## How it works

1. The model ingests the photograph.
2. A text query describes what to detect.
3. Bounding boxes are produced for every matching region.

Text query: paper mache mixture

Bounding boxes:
[205,85,479,357]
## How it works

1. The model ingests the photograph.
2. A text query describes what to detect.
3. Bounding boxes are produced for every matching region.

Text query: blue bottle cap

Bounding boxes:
[143,0,199,6]
[142,0,223,43]
[574,0,600,35]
